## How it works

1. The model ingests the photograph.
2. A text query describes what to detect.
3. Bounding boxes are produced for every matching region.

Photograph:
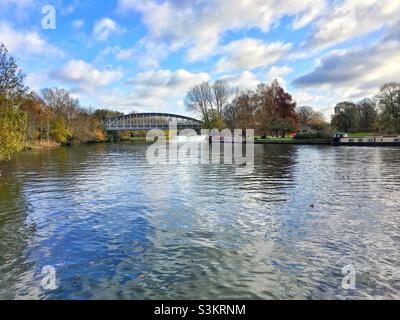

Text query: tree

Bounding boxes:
[212,79,231,120]
[93,108,123,120]
[51,115,71,144]
[377,83,400,133]
[331,102,359,132]
[185,81,213,126]
[0,43,27,161]
[257,80,299,137]
[357,98,378,132]
[225,91,257,129]
[0,106,27,160]
[297,105,324,125]
[297,106,314,126]
[270,80,297,119]
[40,88,79,128]
[0,43,26,102]
[331,99,378,133]
[40,88,106,143]
[185,80,232,128]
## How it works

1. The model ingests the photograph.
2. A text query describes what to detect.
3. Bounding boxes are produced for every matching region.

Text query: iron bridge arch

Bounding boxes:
[103,113,203,131]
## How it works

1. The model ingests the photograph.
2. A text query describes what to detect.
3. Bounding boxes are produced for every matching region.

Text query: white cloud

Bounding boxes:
[115,38,169,68]
[25,71,50,90]
[0,22,64,57]
[266,65,293,86]
[292,32,400,117]
[97,69,209,114]
[72,19,84,29]
[215,38,292,73]
[126,69,209,88]
[293,38,400,99]
[117,0,325,63]
[92,18,119,42]
[52,60,123,92]
[304,0,400,51]
[0,0,33,8]
[221,71,260,91]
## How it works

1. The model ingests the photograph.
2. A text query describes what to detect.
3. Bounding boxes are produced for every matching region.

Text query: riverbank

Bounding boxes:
[25,140,61,150]
[255,139,332,145]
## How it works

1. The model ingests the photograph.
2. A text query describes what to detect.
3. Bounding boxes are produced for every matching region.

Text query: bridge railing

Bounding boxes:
[102,113,203,131]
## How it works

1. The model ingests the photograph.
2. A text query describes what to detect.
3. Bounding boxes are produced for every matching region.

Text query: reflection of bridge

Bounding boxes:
[103,113,203,131]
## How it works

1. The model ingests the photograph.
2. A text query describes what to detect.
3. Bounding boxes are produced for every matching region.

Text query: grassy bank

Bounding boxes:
[347,132,381,137]
[255,139,331,145]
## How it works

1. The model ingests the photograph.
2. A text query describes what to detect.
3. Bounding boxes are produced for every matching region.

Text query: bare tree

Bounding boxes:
[212,79,231,120]
[185,81,213,124]
[40,88,79,128]
[297,106,314,126]
[298,106,325,127]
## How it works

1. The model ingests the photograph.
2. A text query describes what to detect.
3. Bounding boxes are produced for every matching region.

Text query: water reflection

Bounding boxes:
[0,143,400,299]
[0,164,37,299]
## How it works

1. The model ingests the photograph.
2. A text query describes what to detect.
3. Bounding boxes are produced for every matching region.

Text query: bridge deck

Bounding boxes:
[103,112,203,131]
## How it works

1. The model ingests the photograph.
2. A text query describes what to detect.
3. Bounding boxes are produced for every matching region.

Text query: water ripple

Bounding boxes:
[0,143,400,299]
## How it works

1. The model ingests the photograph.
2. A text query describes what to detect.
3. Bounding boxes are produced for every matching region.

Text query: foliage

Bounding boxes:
[377,83,400,133]
[92,108,123,120]
[0,105,27,160]
[51,116,72,145]
[221,79,299,137]
[298,106,325,128]
[294,131,331,140]
[330,83,400,134]
[0,43,111,161]
[40,88,107,143]
[331,100,379,133]
[0,43,26,101]
[0,43,28,160]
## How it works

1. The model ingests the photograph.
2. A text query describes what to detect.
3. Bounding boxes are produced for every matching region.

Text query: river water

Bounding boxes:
[0,142,399,299]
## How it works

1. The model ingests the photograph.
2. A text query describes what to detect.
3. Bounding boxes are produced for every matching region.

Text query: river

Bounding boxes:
[0,142,399,299]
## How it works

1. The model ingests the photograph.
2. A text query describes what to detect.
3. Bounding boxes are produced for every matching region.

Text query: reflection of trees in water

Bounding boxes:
[0,165,37,299]
[9,144,108,178]
[1,143,156,299]
[0,145,98,299]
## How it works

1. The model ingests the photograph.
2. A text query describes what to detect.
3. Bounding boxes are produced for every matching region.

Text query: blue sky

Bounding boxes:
[1,0,399,119]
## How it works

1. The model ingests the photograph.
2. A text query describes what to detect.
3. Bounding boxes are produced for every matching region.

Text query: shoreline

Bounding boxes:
[5,136,399,163]
[25,140,62,150]
[255,139,331,145]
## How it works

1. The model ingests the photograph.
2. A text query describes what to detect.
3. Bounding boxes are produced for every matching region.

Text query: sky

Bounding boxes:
[1,0,399,119]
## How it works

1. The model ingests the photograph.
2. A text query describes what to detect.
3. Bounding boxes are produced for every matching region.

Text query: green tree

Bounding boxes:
[377,83,400,133]
[331,102,359,132]
[51,116,72,145]
[357,98,378,132]
[92,108,123,121]
[0,43,27,161]
[0,43,26,102]
[0,107,27,160]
